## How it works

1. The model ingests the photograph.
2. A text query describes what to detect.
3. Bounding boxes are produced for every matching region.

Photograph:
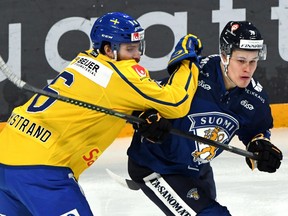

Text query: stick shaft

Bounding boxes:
[170,129,257,159]
[0,55,257,159]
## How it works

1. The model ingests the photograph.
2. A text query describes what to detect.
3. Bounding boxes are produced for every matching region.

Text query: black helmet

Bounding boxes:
[220,21,266,60]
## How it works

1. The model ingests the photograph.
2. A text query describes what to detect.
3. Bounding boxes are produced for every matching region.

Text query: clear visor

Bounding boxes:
[221,43,267,61]
[111,39,145,56]
[139,40,146,56]
[258,44,267,60]
[239,39,267,60]
[131,30,145,55]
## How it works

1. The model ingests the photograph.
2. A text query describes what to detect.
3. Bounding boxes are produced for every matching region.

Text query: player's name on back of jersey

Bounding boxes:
[6,113,57,145]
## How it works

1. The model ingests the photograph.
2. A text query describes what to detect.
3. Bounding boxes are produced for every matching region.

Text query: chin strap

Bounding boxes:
[113,50,118,61]
[220,54,237,87]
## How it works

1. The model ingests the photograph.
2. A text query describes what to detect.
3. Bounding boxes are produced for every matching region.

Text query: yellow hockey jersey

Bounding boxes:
[0,49,198,178]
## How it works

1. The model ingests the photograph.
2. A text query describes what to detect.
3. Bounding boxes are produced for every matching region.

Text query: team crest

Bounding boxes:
[187,188,200,200]
[192,126,224,162]
[188,112,239,164]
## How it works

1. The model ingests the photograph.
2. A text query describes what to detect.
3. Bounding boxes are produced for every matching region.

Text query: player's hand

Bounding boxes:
[167,34,203,74]
[133,109,172,143]
[245,134,283,173]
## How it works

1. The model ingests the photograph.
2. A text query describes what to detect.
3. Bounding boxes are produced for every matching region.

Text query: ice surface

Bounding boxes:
[79,128,288,216]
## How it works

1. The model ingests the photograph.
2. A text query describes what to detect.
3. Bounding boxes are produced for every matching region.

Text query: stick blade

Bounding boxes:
[106,168,140,191]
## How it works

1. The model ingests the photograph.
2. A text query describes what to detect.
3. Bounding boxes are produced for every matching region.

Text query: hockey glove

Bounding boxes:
[134,109,172,144]
[245,134,283,173]
[167,34,203,74]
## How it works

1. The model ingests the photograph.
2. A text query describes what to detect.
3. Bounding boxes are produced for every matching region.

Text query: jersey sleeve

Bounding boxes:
[110,59,199,119]
[237,99,273,145]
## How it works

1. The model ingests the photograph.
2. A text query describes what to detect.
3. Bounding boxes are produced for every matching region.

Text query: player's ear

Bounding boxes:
[104,44,114,59]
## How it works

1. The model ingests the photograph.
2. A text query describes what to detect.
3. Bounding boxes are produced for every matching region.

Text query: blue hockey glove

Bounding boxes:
[134,109,172,144]
[167,34,203,74]
[245,134,282,173]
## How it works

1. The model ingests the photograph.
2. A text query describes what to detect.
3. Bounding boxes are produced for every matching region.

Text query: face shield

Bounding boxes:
[239,39,267,60]
[131,30,145,55]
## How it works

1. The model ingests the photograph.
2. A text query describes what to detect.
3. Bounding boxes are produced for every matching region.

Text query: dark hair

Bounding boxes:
[98,41,111,54]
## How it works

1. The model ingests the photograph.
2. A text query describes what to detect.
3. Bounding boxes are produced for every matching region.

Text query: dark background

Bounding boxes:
[0,0,287,121]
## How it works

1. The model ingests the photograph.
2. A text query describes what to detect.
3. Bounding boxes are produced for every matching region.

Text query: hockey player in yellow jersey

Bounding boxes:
[0,12,202,215]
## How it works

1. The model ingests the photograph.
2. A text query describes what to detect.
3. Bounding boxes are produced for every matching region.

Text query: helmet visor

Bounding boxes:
[258,44,267,60]
[239,39,266,60]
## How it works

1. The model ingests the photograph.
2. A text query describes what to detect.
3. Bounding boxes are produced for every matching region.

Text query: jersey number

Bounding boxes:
[27,71,74,112]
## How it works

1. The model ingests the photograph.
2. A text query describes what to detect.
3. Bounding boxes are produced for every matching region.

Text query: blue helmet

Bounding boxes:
[90,12,145,54]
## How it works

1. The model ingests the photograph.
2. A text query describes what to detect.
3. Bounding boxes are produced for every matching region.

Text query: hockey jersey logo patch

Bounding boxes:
[68,57,113,88]
[132,65,147,77]
[187,188,200,200]
[192,126,223,162]
[188,112,239,164]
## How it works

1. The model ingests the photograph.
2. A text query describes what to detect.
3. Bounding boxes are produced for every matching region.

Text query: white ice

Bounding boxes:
[79,128,288,216]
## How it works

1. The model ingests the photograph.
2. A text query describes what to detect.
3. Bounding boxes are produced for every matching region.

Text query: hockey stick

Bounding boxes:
[0,55,141,124]
[0,55,258,160]
[106,169,140,190]
[106,169,139,191]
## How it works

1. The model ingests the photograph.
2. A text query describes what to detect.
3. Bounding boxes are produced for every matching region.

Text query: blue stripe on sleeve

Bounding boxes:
[107,62,192,107]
